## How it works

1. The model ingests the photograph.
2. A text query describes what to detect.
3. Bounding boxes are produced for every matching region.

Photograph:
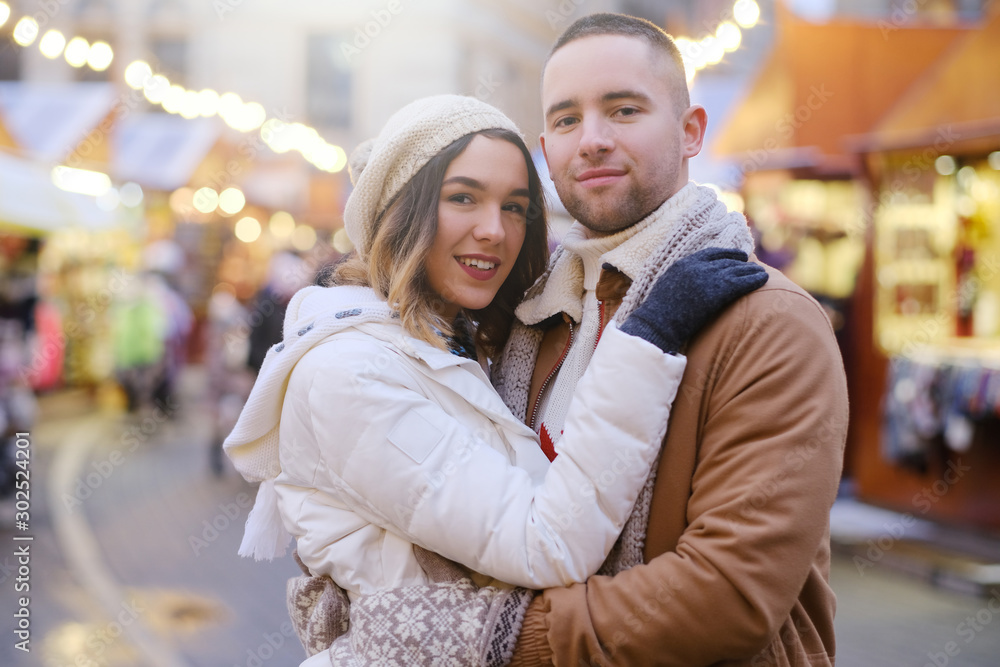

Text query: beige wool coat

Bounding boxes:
[510,263,849,666]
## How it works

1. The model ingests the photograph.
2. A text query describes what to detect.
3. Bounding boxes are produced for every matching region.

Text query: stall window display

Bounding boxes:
[36,229,141,398]
[0,236,39,496]
[745,176,867,328]
[874,152,1000,355]
[875,150,1000,467]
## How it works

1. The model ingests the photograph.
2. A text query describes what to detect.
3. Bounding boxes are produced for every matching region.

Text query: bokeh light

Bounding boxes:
[119,182,144,208]
[143,74,170,104]
[169,187,194,215]
[87,41,113,71]
[734,0,761,29]
[193,187,220,214]
[64,37,90,68]
[291,224,317,251]
[332,228,354,254]
[39,30,67,59]
[218,188,246,215]
[235,217,262,243]
[716,22,742,52]
[51,166,112,197]
[198,89,220,117]
[935,155,957,176]
[162,85,187,114]
[13,17,39,47]
[269,211,295,238]
[179,90,202,120]
[125,60,153,89]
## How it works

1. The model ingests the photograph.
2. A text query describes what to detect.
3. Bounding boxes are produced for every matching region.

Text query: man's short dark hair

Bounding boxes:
[545,13,691,111]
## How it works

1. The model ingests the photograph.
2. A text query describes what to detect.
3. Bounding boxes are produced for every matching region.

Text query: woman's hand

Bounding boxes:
[620,248,768,354]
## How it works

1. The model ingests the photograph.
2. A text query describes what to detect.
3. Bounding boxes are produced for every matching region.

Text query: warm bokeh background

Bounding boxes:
[1,1,999,665]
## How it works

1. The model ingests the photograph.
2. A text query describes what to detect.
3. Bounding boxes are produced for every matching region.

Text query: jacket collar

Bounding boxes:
[595,266,632,303]
[290,284,480,372]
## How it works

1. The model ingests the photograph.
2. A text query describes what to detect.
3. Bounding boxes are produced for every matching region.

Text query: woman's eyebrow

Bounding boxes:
[444,178,530,199]
[442,176,485,189]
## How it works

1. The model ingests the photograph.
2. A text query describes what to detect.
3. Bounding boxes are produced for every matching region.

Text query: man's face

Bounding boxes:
[541,34,703,235]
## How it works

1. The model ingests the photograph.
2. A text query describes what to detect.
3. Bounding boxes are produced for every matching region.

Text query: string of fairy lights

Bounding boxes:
[0,0,761,245]
[0,0,348,178]
[678,0,762,84]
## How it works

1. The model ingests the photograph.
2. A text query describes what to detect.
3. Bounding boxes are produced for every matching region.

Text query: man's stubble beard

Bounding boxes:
[553,167,678,236]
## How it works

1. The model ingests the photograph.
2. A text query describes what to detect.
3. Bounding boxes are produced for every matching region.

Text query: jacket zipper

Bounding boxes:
[594,300,606,351]
[528,318,574,432]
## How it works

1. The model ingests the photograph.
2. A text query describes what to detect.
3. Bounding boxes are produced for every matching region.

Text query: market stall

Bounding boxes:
[850,9,1000,531]
[0,84,129,392]
[713,6,969,473]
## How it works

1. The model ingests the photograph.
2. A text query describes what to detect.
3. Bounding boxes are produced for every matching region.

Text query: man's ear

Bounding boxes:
[539,132,548,164]
[681,105,708,159]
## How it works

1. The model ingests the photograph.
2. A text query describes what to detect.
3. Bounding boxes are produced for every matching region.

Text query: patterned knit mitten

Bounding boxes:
[286,550,351,657]
[329,547,534,666]
[413,546,535,667]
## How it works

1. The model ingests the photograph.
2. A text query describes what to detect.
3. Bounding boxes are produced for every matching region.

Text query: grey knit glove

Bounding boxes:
[620,248,768,354]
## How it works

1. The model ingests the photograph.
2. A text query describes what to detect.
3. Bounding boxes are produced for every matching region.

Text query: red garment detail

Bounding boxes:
[539,424,559,462]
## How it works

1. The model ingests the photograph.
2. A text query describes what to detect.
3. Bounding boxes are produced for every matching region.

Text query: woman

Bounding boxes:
[224,95,765,665]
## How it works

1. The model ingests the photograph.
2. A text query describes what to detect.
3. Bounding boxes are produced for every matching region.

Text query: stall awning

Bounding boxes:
[112,113,221,192]
[0,83,117,163]
[0,84,225,193]
[713,7,969,176]
[855,10,1000,154]
[0,151,118,236]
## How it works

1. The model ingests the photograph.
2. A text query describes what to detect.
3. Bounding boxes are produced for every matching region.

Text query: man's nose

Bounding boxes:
[578,117,614,158]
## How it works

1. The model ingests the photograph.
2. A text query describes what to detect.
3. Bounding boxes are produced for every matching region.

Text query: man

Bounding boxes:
[499,13,848,666]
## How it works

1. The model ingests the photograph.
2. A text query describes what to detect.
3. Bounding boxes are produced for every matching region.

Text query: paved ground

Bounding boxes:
[3,367,1000,667]
[1,377,301,667]
[831,554,1000,666]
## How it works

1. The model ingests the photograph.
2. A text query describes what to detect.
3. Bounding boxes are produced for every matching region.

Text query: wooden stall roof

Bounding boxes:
[857,9,1000,154]
[713,5,969,175]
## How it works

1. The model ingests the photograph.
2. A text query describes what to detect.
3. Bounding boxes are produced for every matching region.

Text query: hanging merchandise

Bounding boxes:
[881,357,940,471]
[882,352,1000,467]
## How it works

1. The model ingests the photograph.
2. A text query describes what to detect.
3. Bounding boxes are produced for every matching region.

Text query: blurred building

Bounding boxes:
[3,0,632,386]
[8,0,626,149]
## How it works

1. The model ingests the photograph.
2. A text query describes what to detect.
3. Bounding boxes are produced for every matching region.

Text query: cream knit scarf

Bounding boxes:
[493,183,755,575]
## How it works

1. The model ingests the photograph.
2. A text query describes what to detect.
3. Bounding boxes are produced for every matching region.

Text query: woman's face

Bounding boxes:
[425,135,530,318]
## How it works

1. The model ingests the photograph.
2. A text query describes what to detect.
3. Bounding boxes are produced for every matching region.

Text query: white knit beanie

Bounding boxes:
[343,94,522,255]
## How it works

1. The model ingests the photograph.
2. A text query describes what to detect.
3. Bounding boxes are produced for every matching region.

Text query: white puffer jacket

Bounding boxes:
[238,284,685,597]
